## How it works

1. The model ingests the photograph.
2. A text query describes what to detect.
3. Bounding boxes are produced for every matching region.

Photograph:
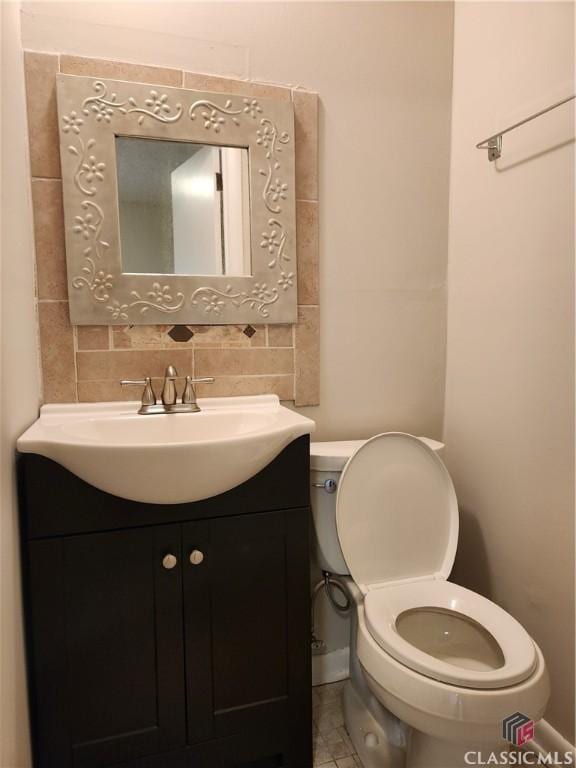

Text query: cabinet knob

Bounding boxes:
[162,554,178,570]
[189,549,204,566]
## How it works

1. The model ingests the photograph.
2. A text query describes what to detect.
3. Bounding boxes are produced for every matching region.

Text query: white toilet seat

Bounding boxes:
[364,579,537,689]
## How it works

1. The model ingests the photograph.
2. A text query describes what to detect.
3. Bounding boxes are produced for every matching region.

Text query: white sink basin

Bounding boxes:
[17,395,315,504]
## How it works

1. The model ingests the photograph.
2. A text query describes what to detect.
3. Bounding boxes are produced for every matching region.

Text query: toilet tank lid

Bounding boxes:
[310,440,365,471]
[310,437,444,471]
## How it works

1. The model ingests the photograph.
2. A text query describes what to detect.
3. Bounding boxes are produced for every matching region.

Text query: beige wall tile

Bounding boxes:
[294,305,319,406]
[38,301,76,402]
[24,52,60,178]
[113,325,185,350]
[77,377,164,403]
[267,325,294,347]
[60,55,182,86]
[292,90,318,201]
[184,72,291,101]
[78,373,294,402]
[78,379,137,403]
[112,324,266,349]
[195,375,294,400]
[31,179,67,300]
[296,200,319,305]
[76,326,110,351]
[187,324,266,347]
[195,348,294,377]
[76,349,192,381]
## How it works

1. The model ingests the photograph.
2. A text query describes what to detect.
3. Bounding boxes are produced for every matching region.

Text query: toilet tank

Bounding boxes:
[310,437,445,575]
[310,441,363,574]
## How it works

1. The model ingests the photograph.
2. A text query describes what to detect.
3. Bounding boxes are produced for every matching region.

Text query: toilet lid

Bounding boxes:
[336,433,458,592]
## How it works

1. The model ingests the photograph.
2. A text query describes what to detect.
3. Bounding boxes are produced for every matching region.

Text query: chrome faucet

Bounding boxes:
[121,366,214,415]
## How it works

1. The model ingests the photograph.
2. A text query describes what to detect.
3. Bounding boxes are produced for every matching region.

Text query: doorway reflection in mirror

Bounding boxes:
[116,137,251,277]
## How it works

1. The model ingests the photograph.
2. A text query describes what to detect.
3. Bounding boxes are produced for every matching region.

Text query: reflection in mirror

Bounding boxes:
[116,137,251,276]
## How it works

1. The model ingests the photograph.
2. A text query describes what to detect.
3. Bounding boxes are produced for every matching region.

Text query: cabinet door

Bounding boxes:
[182,509,311,765]
[26,524,186,768]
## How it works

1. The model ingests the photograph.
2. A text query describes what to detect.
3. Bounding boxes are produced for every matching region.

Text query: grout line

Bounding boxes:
[196,373,294,379]
[27,126,45,404]
[292,322,297,402]
[76,374,294,383]
[75,345,295,353]
[34,302,44,407]
[36,298,70,304]
[76,347,196,354]
[31,176,62,182]
[71,325,80,403]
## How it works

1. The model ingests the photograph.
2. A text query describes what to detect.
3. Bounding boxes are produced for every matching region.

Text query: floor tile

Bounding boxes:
[312,681,364,767]
[336,758,358,768]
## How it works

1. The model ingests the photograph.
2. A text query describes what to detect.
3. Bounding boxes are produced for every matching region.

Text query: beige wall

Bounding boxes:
[444,1,575,744]
[20,0,454,441]
[0,3,41,766]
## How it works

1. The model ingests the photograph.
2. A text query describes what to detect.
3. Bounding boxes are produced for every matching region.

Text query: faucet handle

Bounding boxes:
[182,376,214,405]
[120,377,156,406]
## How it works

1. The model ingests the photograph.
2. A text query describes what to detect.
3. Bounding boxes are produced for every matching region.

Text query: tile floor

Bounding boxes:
[312,681,364,767]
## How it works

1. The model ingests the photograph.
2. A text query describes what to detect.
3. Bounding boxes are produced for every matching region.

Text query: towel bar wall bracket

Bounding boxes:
[484,135,503,162]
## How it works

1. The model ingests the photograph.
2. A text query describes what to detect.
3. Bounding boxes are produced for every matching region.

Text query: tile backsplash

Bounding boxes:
[24,52,319,406]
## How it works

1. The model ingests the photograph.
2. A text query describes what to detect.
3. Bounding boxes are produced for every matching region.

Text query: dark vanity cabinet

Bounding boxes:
[18,437,311,768]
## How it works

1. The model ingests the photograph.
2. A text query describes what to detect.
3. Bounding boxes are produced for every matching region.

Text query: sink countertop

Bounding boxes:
[18,395,315,505]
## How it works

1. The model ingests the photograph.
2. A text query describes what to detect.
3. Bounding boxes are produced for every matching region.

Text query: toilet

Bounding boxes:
[310,433,550,768]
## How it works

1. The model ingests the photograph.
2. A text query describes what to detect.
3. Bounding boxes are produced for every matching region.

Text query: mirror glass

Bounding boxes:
[116,137,251,276]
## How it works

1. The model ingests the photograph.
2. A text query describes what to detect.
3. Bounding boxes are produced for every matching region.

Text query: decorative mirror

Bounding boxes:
[56,75,297,324]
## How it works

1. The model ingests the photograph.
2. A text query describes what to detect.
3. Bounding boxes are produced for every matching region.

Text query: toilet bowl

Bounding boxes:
[310,433,550,768]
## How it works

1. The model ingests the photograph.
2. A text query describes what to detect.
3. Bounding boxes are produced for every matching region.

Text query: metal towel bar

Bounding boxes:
[476,94,575,162]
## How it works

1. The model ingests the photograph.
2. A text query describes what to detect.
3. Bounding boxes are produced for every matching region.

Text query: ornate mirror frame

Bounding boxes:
[56,74,297,325]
